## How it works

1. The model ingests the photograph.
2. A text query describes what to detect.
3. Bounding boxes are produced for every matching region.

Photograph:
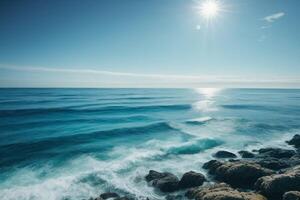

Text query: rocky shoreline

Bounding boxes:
[91,134,300,200]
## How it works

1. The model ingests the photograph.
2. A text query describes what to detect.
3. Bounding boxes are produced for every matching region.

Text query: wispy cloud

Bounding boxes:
[0,64,299,85]
[0,65,219,81]
[263,12,285,23]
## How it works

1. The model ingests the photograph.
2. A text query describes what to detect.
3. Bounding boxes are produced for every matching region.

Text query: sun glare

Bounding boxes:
[199,0,220,19]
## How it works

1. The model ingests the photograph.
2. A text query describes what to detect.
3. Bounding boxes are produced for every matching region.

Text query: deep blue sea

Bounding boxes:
[0,88,300,200]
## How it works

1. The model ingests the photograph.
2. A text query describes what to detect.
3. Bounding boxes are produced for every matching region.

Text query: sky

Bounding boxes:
[0,0,299,88]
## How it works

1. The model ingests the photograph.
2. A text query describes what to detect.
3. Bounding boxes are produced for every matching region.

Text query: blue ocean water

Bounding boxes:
[0,88,300,200]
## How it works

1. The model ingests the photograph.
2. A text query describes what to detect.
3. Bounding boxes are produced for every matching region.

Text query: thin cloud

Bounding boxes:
[0,64,226,81]
[260,25,271,29]
[263,12,285,23]
[0,64,299,84]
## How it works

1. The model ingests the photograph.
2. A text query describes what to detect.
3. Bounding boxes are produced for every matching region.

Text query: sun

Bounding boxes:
[199,0,220,19]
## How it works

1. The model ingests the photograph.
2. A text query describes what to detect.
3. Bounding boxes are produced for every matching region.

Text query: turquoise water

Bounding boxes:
[0,88,300,200]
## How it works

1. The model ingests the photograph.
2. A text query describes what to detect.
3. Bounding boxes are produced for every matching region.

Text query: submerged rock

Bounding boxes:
[214,150,237,158]
[178,171,206,189]
[203,160,274,188]
[283,191,300,200]
[185,183,267,200]
[255,166,300,199]
[287,134,300,148]
[100,192,120,199]
[239,151,255,158]
[145,170,179,192]
[165,194,184,200]
[114,197,134,200]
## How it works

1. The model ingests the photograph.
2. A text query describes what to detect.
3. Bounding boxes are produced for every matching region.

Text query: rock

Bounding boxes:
[146,170,170,182]
[287,135,300,148]
[100,192,120,199]
[145,170,179,192]
[185,183,267,200]
[114,197,133,200]
[153,174,179,192]
[257,158,291,170]
[283,191,300,200]
[255,166,300,199]
[214,150,237,158]
[288,155,300,167]
[178,171,206,189]
[239,151,255,158]
[203,160,223,174]
[208,161,274,188]
[165,194,184,200]
[257,148,296,159]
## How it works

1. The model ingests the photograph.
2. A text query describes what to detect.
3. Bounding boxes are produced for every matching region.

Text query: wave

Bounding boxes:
[222,104,275,111]
[221,104,300,113]
[0,122,181,168]
[0,115,153,129]
[0,104,191,117]
[166,138,222,155]
[185,116,213,125]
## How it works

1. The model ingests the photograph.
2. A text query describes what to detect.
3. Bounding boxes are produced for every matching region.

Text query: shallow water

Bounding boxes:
[0,88,300,200]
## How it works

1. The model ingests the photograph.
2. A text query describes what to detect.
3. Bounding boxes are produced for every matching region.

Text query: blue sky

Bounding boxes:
[0,0,299,88]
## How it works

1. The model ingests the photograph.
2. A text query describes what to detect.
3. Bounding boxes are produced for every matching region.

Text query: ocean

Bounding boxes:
[0,88,299,200]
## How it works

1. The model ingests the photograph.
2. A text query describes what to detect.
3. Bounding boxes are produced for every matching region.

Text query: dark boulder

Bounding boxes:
[165,194,184,200]
[287,134,300,148]
[283,191,300,200]
[145,170,179,192]
[239,151,255,158]
[100,192,120,199]
[257,158,291,170]
[178,171,206,189]
[185,183,267,200]
[202,160,223,174]
[146,170,170,182]
[214,150,237,158]
[255,166,300,199]
[209,161,274,188]
[152,174,179,192]
[114,197,134,200]
[257,148,296,159]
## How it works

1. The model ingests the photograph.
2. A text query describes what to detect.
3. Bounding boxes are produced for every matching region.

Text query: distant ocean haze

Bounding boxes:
[0,88,300,200]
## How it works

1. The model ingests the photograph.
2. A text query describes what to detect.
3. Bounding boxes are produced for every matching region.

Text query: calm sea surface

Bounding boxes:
[0,88,300,200]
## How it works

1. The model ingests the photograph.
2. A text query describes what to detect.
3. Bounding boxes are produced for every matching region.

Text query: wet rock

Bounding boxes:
[178,171,206,189]
[239,151,255,158]
[288,155,300,167]
[153,175,179,192]
[202,160,223,174]
[255,166,300,199]
[146,170,170,182]
[283,191,300,200]
[165,194,184,200]
[145,170,179,192]
[185,183,267,200]
[114,197,133,200]
[287,134,300,148]
[257,148,296,159]
[214,150,237,158]
[206,161,274,188]
[100,192,120,199]
[257,158,291,170]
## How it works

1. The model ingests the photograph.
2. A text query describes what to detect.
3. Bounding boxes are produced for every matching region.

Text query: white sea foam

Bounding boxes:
[1,117,299,200]
[187,116,213,123]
